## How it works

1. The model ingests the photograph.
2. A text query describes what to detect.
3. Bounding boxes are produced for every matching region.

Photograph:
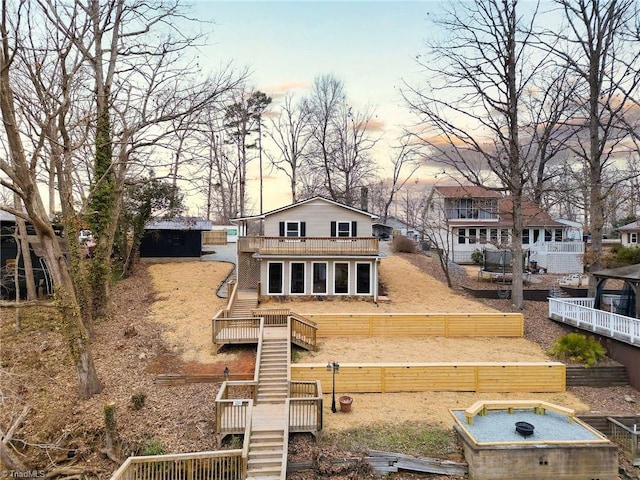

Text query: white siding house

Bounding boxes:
[427,185,584,274]
[232,197,382,301]
[618,221,640,247]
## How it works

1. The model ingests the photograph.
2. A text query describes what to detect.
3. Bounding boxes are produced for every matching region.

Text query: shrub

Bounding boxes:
[141,438,166,456]
[471,249,484,265]
[130,392,146,410]
[392,236,415,253]
[548,333,606,368]
[606,245,640,267]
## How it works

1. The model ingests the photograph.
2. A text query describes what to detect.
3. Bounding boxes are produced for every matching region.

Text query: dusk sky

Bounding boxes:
[190,1,436,212]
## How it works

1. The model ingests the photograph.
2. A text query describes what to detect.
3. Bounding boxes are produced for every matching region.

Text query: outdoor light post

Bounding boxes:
[326,361,339,413]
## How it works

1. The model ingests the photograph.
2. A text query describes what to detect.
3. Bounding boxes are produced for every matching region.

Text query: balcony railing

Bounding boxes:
[238,236,379,256]
[549,297,640,347]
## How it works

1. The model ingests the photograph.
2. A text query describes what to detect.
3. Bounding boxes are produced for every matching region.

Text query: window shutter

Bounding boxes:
[301,222,306,237]
[351,221,357,237]
[330,221,336,237]
[279,222,285,236]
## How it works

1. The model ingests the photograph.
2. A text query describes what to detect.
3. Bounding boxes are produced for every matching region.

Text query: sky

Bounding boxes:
[188,1,437,213]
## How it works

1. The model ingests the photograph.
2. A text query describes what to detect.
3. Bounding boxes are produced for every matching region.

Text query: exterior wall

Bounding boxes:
[457,428,618,480]
[259,258,376,297]
[621,231,639,246]
[140,229,203,257]
[263,199,373,237]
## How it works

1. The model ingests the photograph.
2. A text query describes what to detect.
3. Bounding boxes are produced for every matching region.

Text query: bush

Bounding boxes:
[471,249,484,265]
[141,438,166,456]
[130,392,146,410]
[392,236,416,253]
[606,245,640,267]
[548,333,606,368]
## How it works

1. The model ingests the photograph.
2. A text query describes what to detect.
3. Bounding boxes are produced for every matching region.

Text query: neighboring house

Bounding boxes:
[140,217,212,258]
[427,185,584,273]
[372,222,393,240]
[231,196,382,301]
[618,221,640,247]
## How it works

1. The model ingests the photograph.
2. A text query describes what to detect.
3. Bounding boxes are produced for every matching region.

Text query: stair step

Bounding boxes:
[246,466,282,477]
[248,459,282,469]
[249,441,284,450]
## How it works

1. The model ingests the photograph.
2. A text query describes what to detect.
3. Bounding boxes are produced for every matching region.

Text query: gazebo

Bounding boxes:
[593,264,640,319]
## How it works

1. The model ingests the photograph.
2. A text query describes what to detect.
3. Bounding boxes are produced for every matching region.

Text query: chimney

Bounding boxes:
[360,186,369,212]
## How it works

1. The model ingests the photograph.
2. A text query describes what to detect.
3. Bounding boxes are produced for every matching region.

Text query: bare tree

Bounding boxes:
[541,0,640,291]
[305,74,380,205]
[265,92,313,203]
[1,1,103,398]
[404,0,542,309]
[375,134,423,222]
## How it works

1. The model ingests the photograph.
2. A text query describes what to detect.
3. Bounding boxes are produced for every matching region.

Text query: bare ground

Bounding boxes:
[1,251,639,478]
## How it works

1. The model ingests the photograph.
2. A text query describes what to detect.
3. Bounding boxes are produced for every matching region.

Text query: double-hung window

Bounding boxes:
[279,221,306,237]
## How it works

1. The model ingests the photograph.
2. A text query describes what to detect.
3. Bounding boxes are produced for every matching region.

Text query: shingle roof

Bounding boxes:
[145,217,212,231]
[434,185,502,199]
[618,221,639,231]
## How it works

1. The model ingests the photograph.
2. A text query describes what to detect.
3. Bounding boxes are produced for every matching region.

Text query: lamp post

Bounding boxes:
[326,361,339,413]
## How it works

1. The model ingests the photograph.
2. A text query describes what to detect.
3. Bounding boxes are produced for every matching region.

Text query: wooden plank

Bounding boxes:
[369,451,468,475]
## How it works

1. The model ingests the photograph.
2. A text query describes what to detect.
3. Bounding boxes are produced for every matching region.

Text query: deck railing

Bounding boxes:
[109,449,245,480]
[549,297,640,346]
[530,241,585,253]
[607,417,640,466]
[288,381,323,433]
[238,236,379,256]
[252,308,289,326]
[212,317,262,345]
[215,383,255,438]
[290,312,317,351]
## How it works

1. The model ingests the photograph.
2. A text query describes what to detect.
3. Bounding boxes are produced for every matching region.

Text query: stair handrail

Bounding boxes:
[281,400,292,480]
[289,312,318,351]
[241,401,253,477]
[225,280,239,314]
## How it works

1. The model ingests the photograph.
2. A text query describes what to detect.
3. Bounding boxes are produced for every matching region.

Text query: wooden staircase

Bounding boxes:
[231,292,259,317]
[257,334,289,404]
[247,328,290,479]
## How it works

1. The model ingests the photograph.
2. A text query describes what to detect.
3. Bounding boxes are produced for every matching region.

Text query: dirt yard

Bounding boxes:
[144,255,605,434]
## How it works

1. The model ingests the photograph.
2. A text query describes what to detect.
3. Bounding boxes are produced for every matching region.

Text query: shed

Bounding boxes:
[140,218,212,258]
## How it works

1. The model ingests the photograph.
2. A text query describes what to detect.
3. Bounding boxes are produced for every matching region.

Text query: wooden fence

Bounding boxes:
[291,362,565,393]
[203,230,227,245]
[301,313,524,338]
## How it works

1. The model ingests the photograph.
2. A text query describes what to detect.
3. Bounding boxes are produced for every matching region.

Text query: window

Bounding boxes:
[268,262,283,294]
[523,229,530,245]
[312,262,327,294]
[545,229,553,242]
[533,229,540,244]
[554,229,563,242]
[331,221,357,237]
[479,228,487,244]
[356,263,371,295]
[468,228,477,244]
[490,229,498,243]
[279,221,306,237]
[334,263,349,294]
[631,233,638,244]
[458,228,466,244]
[444,198,498,220]
[500,229,509,244]
[290,263,305,294]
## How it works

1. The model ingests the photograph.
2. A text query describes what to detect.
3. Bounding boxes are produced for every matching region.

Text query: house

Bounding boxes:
[231,196,382,301]
[618,220,640,247]
[427,185,583,273]
[140,217,212,258]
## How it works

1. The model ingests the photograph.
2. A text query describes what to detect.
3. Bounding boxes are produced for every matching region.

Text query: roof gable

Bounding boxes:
[233,196,378,221]
[618,221,639,231]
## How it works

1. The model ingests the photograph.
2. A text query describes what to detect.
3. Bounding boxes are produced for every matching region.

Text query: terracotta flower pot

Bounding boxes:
[339,395,353,413]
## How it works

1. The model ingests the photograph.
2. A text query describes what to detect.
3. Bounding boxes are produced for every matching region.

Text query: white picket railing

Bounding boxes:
[549,297,640,347]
